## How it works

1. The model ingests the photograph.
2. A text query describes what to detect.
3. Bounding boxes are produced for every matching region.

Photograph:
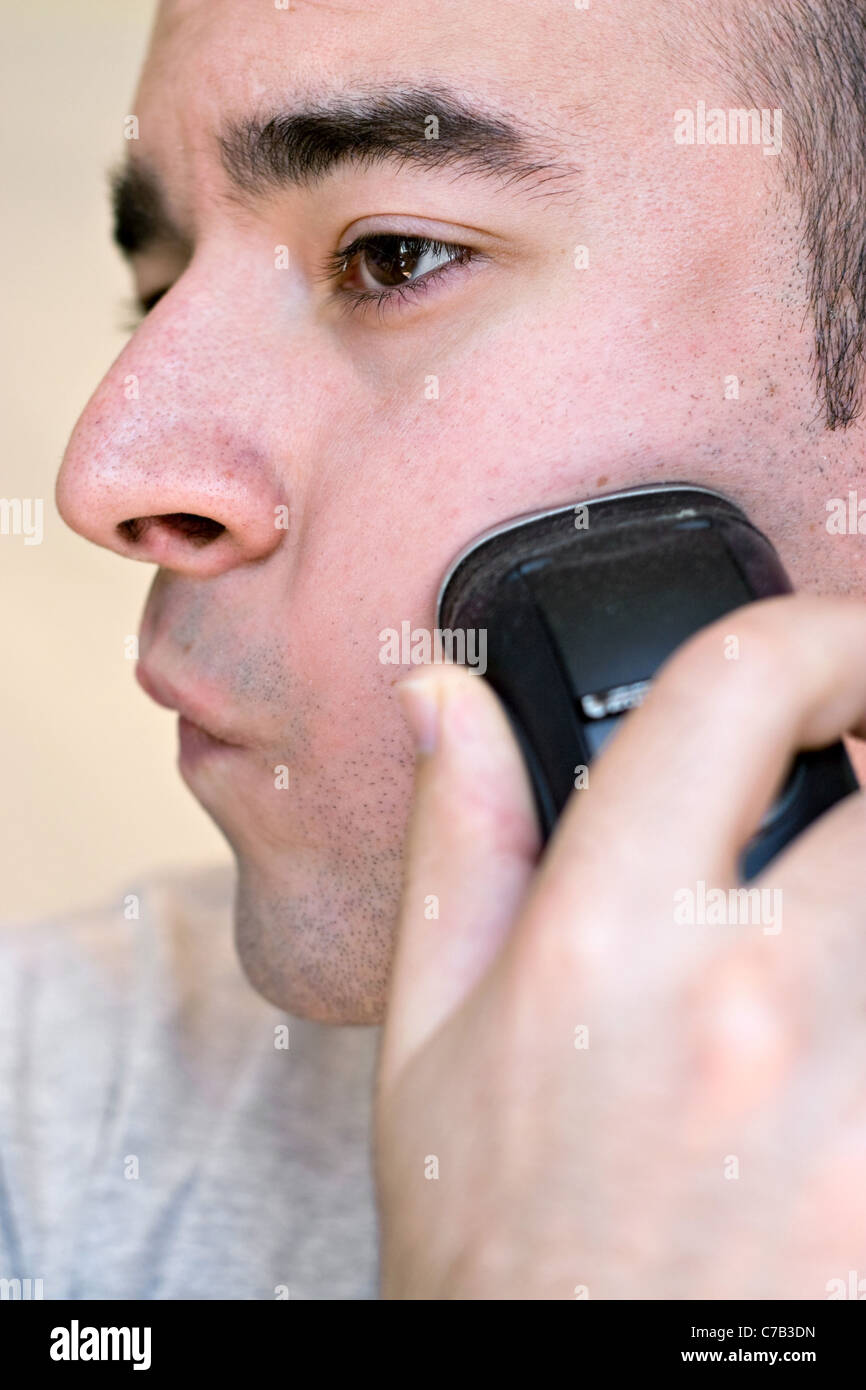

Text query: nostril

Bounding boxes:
[117,513,227,547]
[159,513,227,545]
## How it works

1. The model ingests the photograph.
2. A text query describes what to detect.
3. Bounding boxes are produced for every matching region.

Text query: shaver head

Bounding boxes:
[437,482,857,877]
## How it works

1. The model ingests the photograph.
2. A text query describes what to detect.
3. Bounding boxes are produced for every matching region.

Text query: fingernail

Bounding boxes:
[397,674,440,754]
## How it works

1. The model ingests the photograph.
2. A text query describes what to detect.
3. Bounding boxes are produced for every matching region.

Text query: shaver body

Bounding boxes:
[437,483,858,880]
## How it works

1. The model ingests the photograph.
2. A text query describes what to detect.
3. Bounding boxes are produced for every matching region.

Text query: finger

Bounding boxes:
[514,595,866,983]
[682,787,866,1141]
[380,663,540,1083]
[750,781,866,959]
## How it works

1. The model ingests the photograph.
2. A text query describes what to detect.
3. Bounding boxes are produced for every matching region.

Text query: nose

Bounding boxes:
[56,277,290,578]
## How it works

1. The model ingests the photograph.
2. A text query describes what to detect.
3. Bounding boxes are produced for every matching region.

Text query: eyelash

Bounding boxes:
[318,233,475,318]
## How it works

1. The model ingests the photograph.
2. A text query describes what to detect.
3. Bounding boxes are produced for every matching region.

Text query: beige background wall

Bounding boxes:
[1,0,232,921]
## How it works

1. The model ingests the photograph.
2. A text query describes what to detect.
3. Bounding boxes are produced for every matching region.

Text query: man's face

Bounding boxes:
[56,0,864,1022]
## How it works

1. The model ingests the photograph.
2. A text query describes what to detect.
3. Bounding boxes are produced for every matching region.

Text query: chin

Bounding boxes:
[231,856,398,1025]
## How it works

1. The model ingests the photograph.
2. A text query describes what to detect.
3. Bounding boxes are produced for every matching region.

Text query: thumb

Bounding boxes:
[380,663,541,1084]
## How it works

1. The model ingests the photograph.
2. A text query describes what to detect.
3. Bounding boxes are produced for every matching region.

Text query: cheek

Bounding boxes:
[283,543,418,788]
[280,268,782,765]
[287,321,629,718]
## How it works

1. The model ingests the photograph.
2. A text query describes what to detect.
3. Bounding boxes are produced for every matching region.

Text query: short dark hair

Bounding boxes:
[699,2,866,429]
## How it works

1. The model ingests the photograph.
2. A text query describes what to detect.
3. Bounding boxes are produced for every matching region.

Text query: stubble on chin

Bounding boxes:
[232,852,402,1025]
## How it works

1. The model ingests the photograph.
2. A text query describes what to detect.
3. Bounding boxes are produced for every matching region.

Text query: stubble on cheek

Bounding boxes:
[163,577,421,1020]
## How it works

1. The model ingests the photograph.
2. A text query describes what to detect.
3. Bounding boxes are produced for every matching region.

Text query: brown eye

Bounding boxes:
[347,236,467,291]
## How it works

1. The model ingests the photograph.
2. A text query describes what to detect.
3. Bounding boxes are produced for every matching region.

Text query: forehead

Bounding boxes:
[139,0,676,139]
[130,0,695,247]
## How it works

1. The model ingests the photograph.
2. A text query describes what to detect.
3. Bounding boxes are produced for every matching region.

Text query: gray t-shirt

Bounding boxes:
[0,867,380,1299]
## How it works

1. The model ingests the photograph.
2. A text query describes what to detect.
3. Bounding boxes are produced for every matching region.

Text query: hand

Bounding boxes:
[375,594,866,1299]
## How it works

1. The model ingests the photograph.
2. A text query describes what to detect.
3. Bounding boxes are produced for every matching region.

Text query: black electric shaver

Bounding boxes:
[437,483,858,880]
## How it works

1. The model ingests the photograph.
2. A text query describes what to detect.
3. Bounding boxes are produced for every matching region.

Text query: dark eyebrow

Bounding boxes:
[110,160,190,260]
[110,87,580,259]
[219,87,580,202]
